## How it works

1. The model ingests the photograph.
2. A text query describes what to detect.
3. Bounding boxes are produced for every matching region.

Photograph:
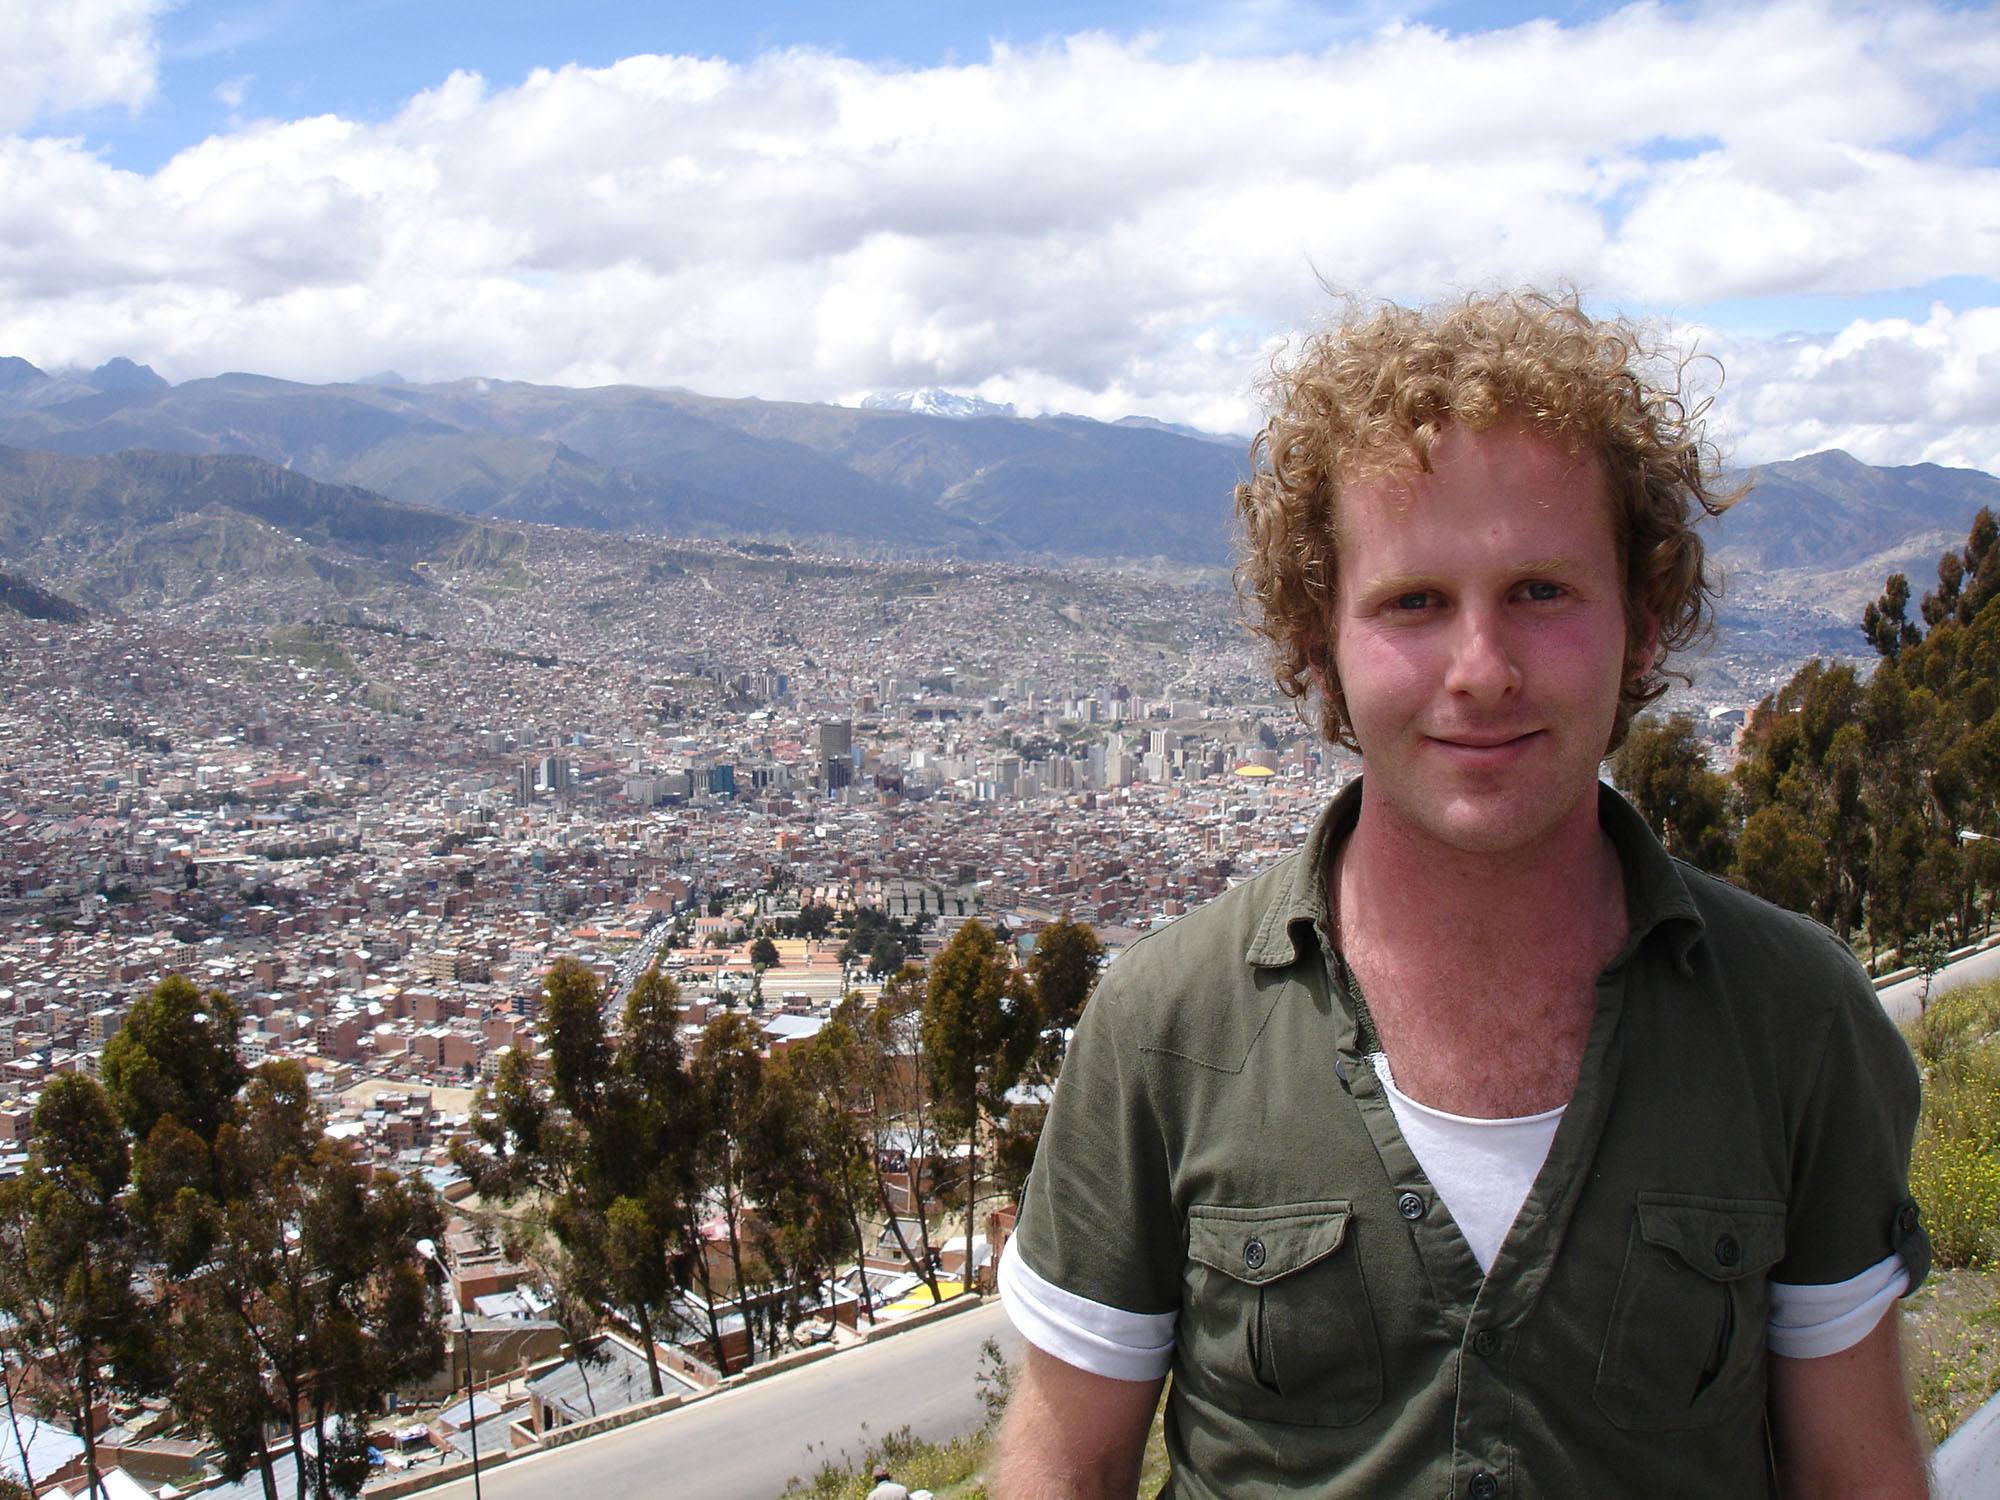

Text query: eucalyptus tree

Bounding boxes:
[742,1051,863,1344]
[460,960,707,1391]
[691,1011,768,1365]
[922,921,1040,1283]
[0,1076,154,1500]
[861,966,946,1302]
[780,1002,883,1325]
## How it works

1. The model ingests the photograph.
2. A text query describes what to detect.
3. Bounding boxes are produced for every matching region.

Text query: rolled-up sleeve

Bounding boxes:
[1002,960,1182,1377]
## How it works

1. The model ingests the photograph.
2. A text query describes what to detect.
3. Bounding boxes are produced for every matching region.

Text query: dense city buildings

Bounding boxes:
[0,527,1790,1182]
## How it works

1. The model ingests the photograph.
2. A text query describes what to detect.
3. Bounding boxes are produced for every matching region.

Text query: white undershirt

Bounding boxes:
[999,1052,1906,1380]
[1369,1051,1559,1275]
[1368,1051,1906,1356]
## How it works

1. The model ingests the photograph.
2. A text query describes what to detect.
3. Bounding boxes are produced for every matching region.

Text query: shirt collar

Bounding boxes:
[1244,777,1706,974]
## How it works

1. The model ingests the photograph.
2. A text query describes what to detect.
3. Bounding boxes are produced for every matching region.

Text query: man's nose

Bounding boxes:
[1443,610,1522,700]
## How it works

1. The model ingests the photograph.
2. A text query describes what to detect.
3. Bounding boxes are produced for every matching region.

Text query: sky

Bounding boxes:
[3,0,1998,469]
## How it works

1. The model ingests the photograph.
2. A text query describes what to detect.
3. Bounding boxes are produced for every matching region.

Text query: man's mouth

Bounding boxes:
[1427,730,1542,751]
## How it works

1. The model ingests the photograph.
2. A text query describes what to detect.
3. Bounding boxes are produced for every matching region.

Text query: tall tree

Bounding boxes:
[741,1057,852,1346]
[1609,715,1734,872]
[860,968,946,1302]
[134,1056,447,1500]
[1862,572,1921,662]
[923,921,1040,1283]
[1733,805,1825,915]
[692,1013,767,1366]
[782,1002,883,1325]
[100,973,246,1148]
[1028,913,1106,1039]
[0,1077,153,1500]
[460,961,706,1390]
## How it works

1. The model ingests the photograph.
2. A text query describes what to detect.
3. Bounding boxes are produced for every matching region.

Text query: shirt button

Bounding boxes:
[1472,1329,1501,1357]
[1397,1191,1427,1221]
[1714,1234,1740,1269]
[1469,1472,1499,1500]
[1244,1238,1267,1271]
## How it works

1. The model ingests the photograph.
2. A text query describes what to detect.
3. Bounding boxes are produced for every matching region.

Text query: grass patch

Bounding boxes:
[1901,977,2000,1445]
[775,1340,1171,1500]
[1905,979,2000,1272]
[1903,1267,2000,1447]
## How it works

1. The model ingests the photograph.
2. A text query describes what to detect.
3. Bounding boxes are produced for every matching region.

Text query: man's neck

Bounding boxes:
[1335,779,1626,972]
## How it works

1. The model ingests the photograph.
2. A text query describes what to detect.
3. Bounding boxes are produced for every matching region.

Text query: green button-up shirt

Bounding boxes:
[1012,780,1928,1499]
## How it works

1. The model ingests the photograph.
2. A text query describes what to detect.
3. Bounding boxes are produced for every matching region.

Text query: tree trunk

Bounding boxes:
[871,1150,939,1302]
[1,1361,36,1497]
[686,1211,731,1373]
[632,1302,663,1398]
[284,1378,308,1500]
[843,1194,877,1325]
[78,1360,103,1500]
[720,1156,756,1366]
[311,1390,329,1500]
[572,1333,599,1416]
[903,1096,944,1302]
[964,1093,980,1292]
[255,1444,280,1500]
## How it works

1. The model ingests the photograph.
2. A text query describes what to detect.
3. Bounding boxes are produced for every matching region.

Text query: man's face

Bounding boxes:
[1331,420,1632,859]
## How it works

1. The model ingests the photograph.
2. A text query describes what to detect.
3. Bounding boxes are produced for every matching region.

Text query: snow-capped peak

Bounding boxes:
[860,388,1017,420]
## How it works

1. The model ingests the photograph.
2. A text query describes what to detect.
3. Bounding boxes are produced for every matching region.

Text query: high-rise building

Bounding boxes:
[818,719,853,791]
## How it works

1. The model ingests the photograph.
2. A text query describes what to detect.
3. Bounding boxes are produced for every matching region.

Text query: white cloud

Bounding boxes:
[1701,306,2000,475]
[0,0,166,131]
[0,1,1995,466]
[214,74,253,110]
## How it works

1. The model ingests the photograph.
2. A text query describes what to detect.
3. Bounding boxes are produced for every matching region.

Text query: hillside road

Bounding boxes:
[1876,939,2000,1025]
[423,1300,1017,1500]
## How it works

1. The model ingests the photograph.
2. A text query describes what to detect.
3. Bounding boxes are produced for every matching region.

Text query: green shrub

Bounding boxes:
[1911,1131,2000,1269]
[780,1423,989,1499]
[1910,977,2000,1069]
[1904,1270,2000,1447]
[1923,1048,2000,1154]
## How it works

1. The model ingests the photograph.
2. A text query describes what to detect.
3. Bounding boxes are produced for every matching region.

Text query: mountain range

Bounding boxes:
[0,443,517,615]
[0,356,1994,612]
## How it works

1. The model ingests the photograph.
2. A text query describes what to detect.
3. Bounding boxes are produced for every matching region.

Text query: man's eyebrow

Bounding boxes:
[1348,557,1589,599]
[1511,555,1589,578]
[1348,571,1436,600]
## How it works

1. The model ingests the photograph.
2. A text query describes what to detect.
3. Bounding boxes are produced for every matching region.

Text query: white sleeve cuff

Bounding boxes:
[998,1244,1177,1383]
[1767,1252,1909,1359]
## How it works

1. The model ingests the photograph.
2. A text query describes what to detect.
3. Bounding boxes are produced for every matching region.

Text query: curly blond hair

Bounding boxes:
[1234,288,1736,754]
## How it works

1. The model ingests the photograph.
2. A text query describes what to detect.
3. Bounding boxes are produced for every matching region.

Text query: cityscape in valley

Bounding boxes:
[2,367,1999,1496]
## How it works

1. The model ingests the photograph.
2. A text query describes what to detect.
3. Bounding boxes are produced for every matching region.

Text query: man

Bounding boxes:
[865,1462,910,1500]
[994,291,1931,1497]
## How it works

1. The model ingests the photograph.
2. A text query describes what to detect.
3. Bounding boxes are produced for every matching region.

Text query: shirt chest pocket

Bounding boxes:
[1179,1200,1383,1428]
[1594,1193,1787,1431]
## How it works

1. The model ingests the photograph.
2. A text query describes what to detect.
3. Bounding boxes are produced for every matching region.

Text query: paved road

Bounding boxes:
[424,1301,1017,1500]
[1876,939,2000,1025]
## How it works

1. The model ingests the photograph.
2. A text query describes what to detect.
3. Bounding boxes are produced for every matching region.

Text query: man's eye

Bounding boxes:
[1523,580,1564,602]
[1392,591,1433,610]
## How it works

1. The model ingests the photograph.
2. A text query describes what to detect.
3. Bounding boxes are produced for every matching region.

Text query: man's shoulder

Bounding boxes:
[1105,848,1303,984]
[1670,857,1874,1017]
[1082,849,1308,1065]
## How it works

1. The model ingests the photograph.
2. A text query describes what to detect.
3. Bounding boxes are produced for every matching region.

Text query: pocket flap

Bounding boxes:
[1636,1194,1786,1282]
[1187,1201,1351,1287]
